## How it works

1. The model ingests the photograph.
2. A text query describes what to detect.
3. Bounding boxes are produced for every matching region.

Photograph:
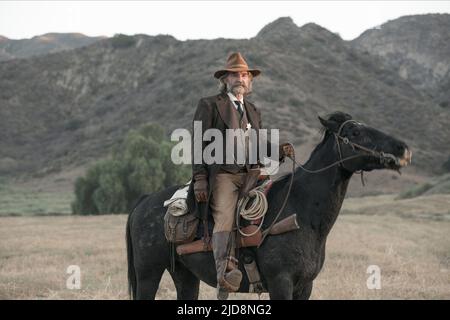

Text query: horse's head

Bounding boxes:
[318,112,412,173]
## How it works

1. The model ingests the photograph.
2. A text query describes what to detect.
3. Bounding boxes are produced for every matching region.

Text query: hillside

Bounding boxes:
[352,14,450,109]
[0,15,449,193]
[0,33,105,61]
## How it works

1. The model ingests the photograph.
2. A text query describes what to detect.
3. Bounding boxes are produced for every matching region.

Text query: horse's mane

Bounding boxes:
[273,111,352,185]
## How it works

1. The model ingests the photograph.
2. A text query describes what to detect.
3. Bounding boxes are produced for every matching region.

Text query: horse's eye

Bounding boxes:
[352,130,360,137]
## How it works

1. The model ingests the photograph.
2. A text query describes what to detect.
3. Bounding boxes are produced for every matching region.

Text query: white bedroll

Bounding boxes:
[163,180,191,217]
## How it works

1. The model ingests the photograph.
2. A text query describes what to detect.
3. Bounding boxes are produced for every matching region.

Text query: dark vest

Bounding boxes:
[219,103,251,173]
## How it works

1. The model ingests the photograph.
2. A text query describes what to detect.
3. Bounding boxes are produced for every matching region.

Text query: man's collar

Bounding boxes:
[227,92,243,104]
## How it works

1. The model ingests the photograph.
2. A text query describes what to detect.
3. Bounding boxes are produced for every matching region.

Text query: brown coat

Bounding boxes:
[186,92,272,221]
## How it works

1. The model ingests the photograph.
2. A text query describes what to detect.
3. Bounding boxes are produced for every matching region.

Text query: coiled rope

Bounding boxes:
[236,180,271,237]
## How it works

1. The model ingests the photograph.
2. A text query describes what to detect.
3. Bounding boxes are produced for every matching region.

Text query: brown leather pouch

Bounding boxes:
[164,211,199,244]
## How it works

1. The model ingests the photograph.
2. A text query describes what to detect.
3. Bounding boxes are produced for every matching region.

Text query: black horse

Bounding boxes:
[126,111,412,300]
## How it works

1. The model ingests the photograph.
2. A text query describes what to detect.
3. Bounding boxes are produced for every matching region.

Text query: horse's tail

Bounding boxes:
[126,194,149,300]
[126,210,137,300]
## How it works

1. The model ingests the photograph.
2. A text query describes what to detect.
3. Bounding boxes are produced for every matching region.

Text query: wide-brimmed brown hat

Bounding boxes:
[214,52,261,79]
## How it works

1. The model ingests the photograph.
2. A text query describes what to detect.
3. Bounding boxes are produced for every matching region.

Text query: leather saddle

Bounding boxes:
[176,174,272,256]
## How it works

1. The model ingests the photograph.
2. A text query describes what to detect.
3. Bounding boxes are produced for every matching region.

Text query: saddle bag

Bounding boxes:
[164,210,199,244]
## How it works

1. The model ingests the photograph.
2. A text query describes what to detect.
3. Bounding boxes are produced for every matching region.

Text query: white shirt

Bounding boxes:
[227,92,244,111]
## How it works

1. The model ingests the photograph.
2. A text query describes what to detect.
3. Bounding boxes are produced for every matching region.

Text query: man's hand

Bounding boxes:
[279,142,295,161]
[194,174,208,202]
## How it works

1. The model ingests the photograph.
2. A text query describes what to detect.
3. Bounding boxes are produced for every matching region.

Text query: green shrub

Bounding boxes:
[111,34,136,49]
[396,183,434,200]
[288,97,303,108]
[442,156,450,173]
[64,118,82,131]
[72,123,190,215]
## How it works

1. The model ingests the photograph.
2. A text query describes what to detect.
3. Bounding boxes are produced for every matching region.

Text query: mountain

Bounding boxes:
[351,14,450,109]
[0,16,449,187]
[0,33,105,61]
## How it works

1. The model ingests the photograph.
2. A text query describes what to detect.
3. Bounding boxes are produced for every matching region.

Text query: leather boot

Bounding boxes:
[212,231,242,296]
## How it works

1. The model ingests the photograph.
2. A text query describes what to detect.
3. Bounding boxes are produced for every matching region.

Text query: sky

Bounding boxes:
[1,1,449,41]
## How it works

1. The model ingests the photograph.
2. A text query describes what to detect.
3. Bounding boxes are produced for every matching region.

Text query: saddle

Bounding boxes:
[162,174,300,294]
[164,176,299,253]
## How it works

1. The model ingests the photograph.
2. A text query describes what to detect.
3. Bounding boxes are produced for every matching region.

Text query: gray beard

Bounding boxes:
[230,85,247,97]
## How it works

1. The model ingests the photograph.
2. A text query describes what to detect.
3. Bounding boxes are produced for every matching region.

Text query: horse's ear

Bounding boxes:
[318,116,328,127]
[318,116,339,133]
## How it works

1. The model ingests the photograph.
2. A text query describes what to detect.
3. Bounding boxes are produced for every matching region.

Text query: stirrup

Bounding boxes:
[217,287,229,300]
[219,268,242,292]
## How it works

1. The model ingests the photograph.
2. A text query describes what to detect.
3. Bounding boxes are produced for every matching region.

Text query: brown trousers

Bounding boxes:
[210,173,246,233]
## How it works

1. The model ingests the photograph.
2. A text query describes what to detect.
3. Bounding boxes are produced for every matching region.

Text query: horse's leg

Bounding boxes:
[267,273,294,300]
[293,281,313,300]
[135,266,166,300]
[169,262,200,300]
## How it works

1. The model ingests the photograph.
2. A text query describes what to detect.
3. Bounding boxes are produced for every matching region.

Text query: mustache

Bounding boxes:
[232,82,247,88]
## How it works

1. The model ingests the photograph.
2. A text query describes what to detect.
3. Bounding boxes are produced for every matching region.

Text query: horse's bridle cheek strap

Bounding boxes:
[333,120,399,180]
[334,120,378,173]
[333,131,366,185]
[334,133,354,172]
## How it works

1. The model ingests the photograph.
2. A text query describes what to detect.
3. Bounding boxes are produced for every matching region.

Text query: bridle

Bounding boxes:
[260,119,401,243]
[333,119,401,183]
[285,119,401,181]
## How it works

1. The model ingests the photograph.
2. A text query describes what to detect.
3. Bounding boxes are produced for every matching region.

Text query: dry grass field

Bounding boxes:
[0,193,449,300]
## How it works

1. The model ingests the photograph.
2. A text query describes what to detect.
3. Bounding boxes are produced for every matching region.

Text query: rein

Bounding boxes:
[259,119,400,243]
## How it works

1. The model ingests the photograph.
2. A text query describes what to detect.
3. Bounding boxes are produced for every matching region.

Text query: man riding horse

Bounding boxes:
[186,52,294,299]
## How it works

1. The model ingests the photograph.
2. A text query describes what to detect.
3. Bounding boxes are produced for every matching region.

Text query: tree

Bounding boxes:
[72,123,190,215]
[443,155,450,173]
[111,34,136,49]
